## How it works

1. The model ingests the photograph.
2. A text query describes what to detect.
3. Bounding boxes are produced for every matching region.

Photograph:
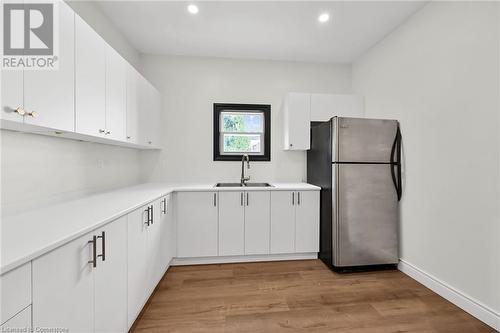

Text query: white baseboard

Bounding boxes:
[398,259,500,331]
[171,253,318,266]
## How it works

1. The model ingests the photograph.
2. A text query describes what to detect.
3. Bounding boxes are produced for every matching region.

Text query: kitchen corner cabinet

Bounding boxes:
[160,194,175,269]
[177,192,218,258]
[138,76,161,146]
[283,93,311,150]
[271,191,319,254]
[32,216,127,333]
[126,67,140,144]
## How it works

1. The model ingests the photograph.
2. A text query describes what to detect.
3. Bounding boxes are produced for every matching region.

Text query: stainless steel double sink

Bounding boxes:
[215,183,273,188]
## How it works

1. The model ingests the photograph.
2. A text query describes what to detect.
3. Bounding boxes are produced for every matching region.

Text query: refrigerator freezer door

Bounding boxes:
[334,117,398,163]
[333,163,398,266]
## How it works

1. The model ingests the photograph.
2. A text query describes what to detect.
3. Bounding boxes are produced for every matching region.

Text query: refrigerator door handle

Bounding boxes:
[390,126,402,201]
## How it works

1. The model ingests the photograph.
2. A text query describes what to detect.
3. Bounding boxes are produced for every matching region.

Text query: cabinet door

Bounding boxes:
[149,199,164,291]
[32,232,94,333]
[94,217,127,333]
[127,205,150,327]
[295,191,320,253]
[218,191,244,256]
[166,194,176,263]
[245,191,270,255]
[177,192,218,258]
[105,45,126,141]
[24,1,74,131]
[125,66,140,144]
[75,15,106,136]
[284,93,310,150]
[0,0,23,124]
[160,194,174,269]
[270,191,296,254]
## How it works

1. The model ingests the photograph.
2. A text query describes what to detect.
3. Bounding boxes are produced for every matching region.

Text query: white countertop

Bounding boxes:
[1,182,319,274]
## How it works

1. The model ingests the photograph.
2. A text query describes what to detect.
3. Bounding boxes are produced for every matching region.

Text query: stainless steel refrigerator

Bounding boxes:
[307,117,402,270]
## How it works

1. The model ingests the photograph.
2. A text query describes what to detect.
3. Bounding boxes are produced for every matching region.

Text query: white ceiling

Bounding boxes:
[95,1,426,63]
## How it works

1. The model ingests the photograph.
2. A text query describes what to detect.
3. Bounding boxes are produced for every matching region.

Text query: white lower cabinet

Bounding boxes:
[218,191,245,256]
[244,191,271,255]
[270,191,296,254]
[127,204,150,328]
[94,216,128,333]
[32,231,94,332]
[295,191,320,253]
[0,306,31,332]
[159,194,175,269]
[32,216,128,333]
[270,191,319,254]
[177,192,218,258]
[149,199,165,290]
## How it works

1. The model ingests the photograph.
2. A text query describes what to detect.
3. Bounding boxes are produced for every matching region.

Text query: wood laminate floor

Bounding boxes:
[131,260,495,333]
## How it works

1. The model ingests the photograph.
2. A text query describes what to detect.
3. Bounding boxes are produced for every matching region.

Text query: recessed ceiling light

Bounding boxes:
[318,12,330,23]
[187,4,199,15]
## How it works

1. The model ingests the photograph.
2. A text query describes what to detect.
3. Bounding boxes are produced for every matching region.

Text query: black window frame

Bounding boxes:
[213,103,271,161]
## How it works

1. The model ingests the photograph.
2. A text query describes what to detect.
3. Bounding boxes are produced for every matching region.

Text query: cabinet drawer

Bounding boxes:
[0,305,31,331]
[0,262,31,324]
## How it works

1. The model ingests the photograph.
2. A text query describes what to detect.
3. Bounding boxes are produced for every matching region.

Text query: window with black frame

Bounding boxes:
[213,103,271,161]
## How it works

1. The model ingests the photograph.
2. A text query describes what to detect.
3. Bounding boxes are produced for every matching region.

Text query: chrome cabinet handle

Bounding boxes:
[240,192,243,206]
[97,231,105,262]
[150,205,154,224]
[144,207,150,226]
[246,192,249,206]
[88,235,97,268]
[162,198,167,214]
[126,136,131,139]
[99,129,105,134]
[297,192,300,205]
[213,193,217,207]
[26,110,37,117]
[105,130,111,135]
[292,192,295,205]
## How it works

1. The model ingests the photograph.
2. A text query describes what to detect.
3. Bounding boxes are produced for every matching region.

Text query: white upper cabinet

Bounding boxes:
[24,1,74,131]
[282,93,364,150]
[75,14,106,137]
[283,93,311,150]
[310,94,364,121]
[126,66,140,144]
[104,45,127,141]
[0,70,24,123]
[138,76,161,147]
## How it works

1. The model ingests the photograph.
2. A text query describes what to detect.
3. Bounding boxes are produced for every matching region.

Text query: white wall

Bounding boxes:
[1,2,143,216]
[352,1,500,324]
[138,55,352,184]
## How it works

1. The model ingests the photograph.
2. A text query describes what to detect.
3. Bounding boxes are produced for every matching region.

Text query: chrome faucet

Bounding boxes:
[240,154,250,186]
